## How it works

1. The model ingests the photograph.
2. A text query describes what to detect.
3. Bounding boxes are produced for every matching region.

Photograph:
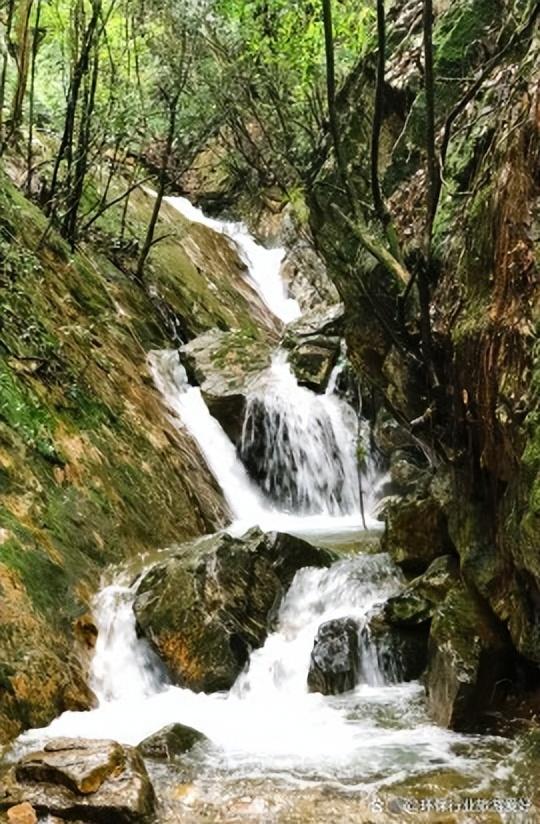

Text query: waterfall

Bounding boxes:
[90,584,165,703]
[20,197,507,805]
[147,349,268,525]
[148,348,380,536]
[165,196,301,324]
[239,353,361,516]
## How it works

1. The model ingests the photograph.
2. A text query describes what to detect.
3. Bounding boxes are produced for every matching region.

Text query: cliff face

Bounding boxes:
[0,174,274,742]
[308,1,539,668]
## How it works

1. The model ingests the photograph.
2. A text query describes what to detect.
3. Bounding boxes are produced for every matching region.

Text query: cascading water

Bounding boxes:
[239,352,363,517]
[147,348,380,535]
[14,200,526,820]
[165,196,301,324]
[23,551,513,813]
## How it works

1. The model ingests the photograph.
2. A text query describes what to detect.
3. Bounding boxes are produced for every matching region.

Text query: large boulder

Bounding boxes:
[425,583,514,731]
[134,528,336,692]
[381,495,454,574]
[138,723,207,761]
[281,304,344,392]
[307,617,360,696]
[0,738,155,823]
[181,328,275,443]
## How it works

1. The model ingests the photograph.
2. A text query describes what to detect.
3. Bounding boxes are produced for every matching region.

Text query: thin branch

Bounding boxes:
[332,204,411,286]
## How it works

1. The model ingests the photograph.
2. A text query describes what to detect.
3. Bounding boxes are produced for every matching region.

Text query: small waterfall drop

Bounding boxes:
[90,584,164,703]
[165,196,301,324]
[239,353,362,517]
[148,349,380,535]
[147,349,268,526]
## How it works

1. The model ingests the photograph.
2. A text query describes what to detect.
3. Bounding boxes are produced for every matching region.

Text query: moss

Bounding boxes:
[0,360,60,462]
[434,0,502,79]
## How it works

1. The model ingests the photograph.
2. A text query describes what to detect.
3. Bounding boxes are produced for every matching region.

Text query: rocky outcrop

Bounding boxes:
[361,611,428,684]
[381,495,453,574]
[138,723,207,760]
[134,528,336,692]
[383,555,459,627]
[180,327,275,442]
[281,304,344,392]
[307,617,360,696]
[0,739,155,823]
[279,205,340,313]
[425,583,514,731]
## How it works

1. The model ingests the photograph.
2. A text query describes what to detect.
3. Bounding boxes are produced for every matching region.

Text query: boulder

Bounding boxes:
[181,328,275,442]
[383,555,459,627]
[361,610,429,683]
[134,528,336,692]
[281,304,344,392]
[381,495,454,574]
[0,738,155,823]
[425,583,514,731]
[138,723,207,760]
[307,617,360,695]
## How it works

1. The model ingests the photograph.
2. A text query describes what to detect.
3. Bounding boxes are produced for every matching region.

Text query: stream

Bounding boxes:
[13,200,540,822]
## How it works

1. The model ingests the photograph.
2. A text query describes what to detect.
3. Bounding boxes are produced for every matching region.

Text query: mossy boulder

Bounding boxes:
[383,555,459,626]
[381,495,454,574]
[0,738,155,823]
[138,723,207,760]
[281,304,344,392]
[180,327,275,443]
[133,528,337,692]
[425,583,514,731]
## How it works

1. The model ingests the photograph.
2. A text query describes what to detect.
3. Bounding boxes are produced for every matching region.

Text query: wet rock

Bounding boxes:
[425,583,514,731]
[282,305,344,392]
[181,328,275,442]
[307,617,360,695]
[381,495,454,574]
[138,723,207,760]
[383,555,459,626]
[134,528,336,692]
[0,738,155,823]
[6,803,37,824]
[362,610,429,683]
[279,206,340,312]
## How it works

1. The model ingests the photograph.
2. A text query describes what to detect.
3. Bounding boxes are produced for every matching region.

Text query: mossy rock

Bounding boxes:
[133,528,337,692]
[425,583,514,731]
[138,723,207,760]
[384,555,459,626]
[381,495,454,574]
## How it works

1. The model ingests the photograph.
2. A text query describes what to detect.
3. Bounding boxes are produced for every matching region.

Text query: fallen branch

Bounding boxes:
[332,203,411,286]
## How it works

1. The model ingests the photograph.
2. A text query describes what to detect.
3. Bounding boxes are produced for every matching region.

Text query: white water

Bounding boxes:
[26,553,483,790]
[17,196,519,810]
[240,352,370,518]
[165,195,301,324]
[148,348,380,537]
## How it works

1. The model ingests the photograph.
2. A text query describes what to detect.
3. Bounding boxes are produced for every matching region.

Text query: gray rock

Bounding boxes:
[307,617,360,695]
[181,327,275,442]
[362,610,428,683]
[0,738,155,823]
[138,723,207,760]
[425,583,513,731]
[282,305,344,392]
